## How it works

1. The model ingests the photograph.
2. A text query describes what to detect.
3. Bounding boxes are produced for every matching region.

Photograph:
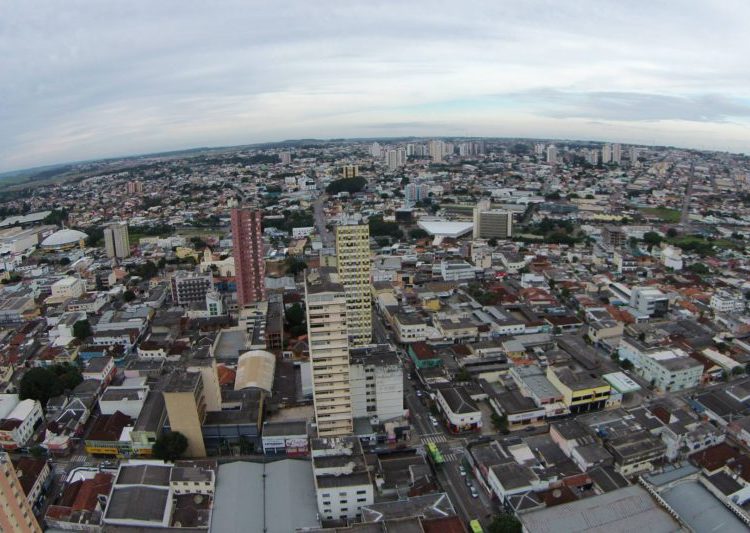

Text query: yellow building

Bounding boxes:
[546,366,611,414]
[163,372,207,457]
[335,225,372,347]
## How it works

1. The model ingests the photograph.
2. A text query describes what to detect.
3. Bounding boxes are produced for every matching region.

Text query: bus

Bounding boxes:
[469,519,484,533]
[426,442,445,465]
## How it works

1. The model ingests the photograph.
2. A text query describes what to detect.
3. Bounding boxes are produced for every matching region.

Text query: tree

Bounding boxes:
[487,513,522,533]
[285,257,308,275]
[285,303,305,328]
[19,368,64,407]
[666,227,678,238]
[325,177,367,195]
[687,262,709,275]
[455,368,472,382]
[153,431,189,461]
[488,238,498,247]
[643,231,663,247]
[409,228,429,240]
[73,320,92,341]
[491,412,509,434]
[123,290,136,303]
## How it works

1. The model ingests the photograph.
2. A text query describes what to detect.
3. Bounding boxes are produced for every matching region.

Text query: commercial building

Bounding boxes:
[163,372,207,457]
[0,452,42,532]
[435,387,482,433]
[0,398,43,450]
[349,345,404,423]
[710,290,746,313]
[231,208,266,308]
[546,366,611,415]
[305,269,354,437]
[342,164,359,178]
[335,224,372,346]
[630,287,669,318]
[50,276,86,301]
[103,222,130,259]
[473,199,513,239]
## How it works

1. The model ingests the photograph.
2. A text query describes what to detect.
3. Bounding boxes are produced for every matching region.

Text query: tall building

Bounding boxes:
[335,224,372,346]
[534,143,546,157]
[385,148,405,170]
[546,145,558,164]
[428,140,445,163]
[342,164,359,178]
[305,269,353,437]
[473,199,513,239]
[404,183,429,203]
[126,180,143,194]
[280,151,292,165]
[103,222,130,259]
[612,143,622,164]
[585,148,599,165]
[163,372,207,457]
[370,142,382,159]
[601,143,613,164]
[0,453,42,532]
[231,208,266,308]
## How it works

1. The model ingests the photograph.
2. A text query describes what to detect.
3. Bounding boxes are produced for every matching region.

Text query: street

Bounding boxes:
[312,193,334,247]
[372,307,497,526]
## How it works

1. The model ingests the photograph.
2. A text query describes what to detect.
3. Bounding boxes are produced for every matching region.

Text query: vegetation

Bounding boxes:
[368,215,403,239]
[487,513,522,533]
[19,364,83,407]
[153,431,189,461]
[525,217,582,245]
[262,209,314,234]
[639,207,681,223]
[127,260,159,280]
[284,257,308,275]
[686,262,710,275]
[409,228,429,240]
[123,290,136,303]
[285,303,307,337]
[72,319,92,341]
[491,412,509,434]
[325,176,367,195]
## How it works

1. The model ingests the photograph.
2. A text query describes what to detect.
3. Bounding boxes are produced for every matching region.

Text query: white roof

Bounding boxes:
[234,350,276,393]
[417,219,473,238]
[41,228,87,247]
[603,372,641,393]
[8,399,38,421]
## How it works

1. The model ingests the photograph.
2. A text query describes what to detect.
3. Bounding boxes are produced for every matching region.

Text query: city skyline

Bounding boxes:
[2,1,750,173]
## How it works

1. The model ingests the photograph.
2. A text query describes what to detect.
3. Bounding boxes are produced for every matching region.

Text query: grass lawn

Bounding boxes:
[639,207,681,223]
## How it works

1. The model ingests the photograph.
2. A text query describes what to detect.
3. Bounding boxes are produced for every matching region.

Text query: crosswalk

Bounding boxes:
[69,454,88,463]
[421,434,447,444]
[443,453,461,462]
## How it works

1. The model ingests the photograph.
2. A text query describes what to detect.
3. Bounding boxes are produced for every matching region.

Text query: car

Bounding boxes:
[415,390,422,397]
[525,426,536,432]
[458,466,466,477]
[431,418,439,427]
[470,486,479,498]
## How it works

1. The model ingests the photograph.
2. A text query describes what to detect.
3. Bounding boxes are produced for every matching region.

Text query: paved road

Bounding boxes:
[312,194,334,247]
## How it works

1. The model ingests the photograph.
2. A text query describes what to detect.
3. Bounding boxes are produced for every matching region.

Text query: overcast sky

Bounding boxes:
[2,1,750,172]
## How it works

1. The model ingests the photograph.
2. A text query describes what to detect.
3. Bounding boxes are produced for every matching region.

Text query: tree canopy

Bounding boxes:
[153,431,189,461]
[73,319,92,340]
[325,177,367,195]
[19,364,83,407]
[487,513,522,533]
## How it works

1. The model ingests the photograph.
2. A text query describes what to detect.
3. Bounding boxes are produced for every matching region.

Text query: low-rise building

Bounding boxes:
[435,387,482,433]
[0,398,43,450]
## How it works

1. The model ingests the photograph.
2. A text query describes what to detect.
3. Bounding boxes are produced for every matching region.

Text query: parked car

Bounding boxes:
[470,486,479,498]
[458,466,466,477]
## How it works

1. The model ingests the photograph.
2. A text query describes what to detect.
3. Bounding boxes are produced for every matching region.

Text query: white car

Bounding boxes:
[458,466,466,477]
[430,417,439,427]
[470,486,479,498]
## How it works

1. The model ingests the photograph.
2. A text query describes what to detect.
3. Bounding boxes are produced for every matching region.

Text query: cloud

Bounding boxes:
[1,1,749,171]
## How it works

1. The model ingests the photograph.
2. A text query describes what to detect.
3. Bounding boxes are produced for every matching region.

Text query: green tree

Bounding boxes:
[19,368,64,407]
[491,412,509,434]
[487,513,522,533]
[409,228,429,240]
[153,431,189,461]
[643,231,663,247]
[123,290,136,303]
[285,303,305,328]
[326,177,367,195]
[285,257,308,275]
[488,238,498,247]
[687,262,709,275]
[73,320,92,341]
[455,368,472,382]
[666,227,678,238]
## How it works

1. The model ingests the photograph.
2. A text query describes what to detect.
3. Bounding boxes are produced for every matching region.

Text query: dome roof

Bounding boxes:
[41,229,88,248]
[234,350,276,393]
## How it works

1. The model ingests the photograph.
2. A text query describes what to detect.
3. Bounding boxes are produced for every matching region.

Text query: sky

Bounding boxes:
[1,0,750,172]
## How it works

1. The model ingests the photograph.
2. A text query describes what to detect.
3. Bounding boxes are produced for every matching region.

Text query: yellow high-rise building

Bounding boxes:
[0,453,42,533]
[335,224,372,347]
[305,268,353,437]
[163,372,207,457]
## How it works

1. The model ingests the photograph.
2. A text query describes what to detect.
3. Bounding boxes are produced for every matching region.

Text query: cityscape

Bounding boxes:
[1,138,750,532]
[2,2,750,533]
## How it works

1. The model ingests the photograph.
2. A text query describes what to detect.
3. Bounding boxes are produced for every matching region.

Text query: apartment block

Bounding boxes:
[335,224,372,347]
[305,269,353,437]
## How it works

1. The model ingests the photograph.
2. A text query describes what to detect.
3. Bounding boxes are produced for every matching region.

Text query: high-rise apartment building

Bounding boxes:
[305,269,353,437]
[546,145,558,164]
[601,143,613,164]
[280,151,292,165]
[428,140,445,163]
[342,164,359,178]
[170,271,213,305]
[0,453,42,532]
[103,222,130,259]
[335,224,372,346]
[473,199,513,239]
[370,142,382,159]
[163,372,207,457]
[231,208,266,308]
[404,183,430,203]
[385,148,405,170]
[126,180,143,194]
[612,143,622,164]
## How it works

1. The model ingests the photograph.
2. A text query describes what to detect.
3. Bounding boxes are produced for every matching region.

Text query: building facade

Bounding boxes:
[163,372,207,457]
[473,199,513,239]
[349,346,404,423]
[231,208,266,308]
[305,269,354,437]
[0,453,42,532]
[103,222,130,259]
[335,224,372,347]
